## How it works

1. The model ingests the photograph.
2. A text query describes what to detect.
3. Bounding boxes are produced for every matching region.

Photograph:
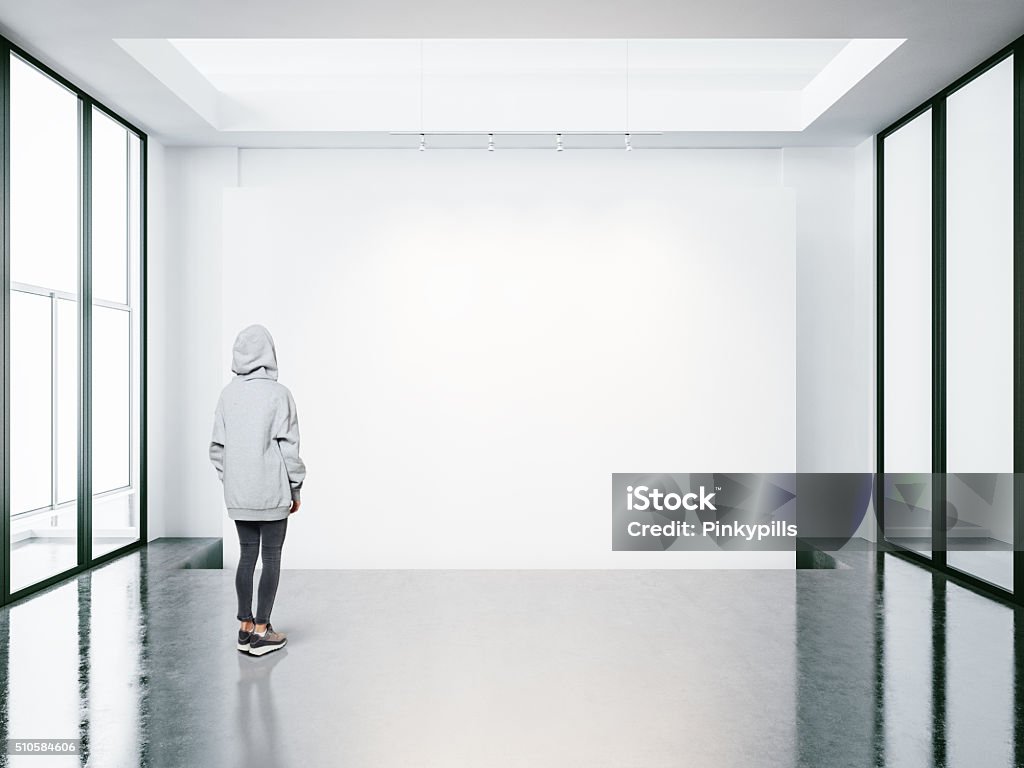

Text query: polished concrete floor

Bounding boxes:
[0,543,1020,767]
[885,537,1014,591]
[9,537,140,594]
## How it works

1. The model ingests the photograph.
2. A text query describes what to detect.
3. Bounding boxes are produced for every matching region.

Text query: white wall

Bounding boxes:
[222,149,795,569]
[149,145,876,565]
[785,144,874,473]
[783,139,877,541]
[853,137,878,541]
[146,146,238,539]
[144,137,166,541]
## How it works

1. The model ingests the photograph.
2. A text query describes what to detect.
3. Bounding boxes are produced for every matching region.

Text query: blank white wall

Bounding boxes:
[785,140,877,541]
[785,145,874,473]
[148,145,876,565]
[222,149,794,569]
[238,147,784,188]
[853,136,878,541]
[146,146,237,539]
[853,136,876,466]
[145,137,166,540]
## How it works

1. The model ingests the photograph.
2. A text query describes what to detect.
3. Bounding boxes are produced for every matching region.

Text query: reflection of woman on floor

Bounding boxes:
[210,324,306,657]
[235,648,286,767]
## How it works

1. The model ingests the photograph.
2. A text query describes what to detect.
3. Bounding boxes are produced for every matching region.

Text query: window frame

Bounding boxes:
[876,35,1024,606]
[0,36,148,605]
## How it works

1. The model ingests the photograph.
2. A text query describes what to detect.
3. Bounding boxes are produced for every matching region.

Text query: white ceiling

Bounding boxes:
[0,0,1021,147]
[114,38,901,134]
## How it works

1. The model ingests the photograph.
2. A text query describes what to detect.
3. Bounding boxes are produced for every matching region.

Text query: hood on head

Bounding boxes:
[231,324,279,380]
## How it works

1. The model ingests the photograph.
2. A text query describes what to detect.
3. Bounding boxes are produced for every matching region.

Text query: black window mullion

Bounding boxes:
[1014,41,1024,601]
[0,42,9,604]
[932,96,947,569]
[139,136,147,545]
[875,131,885,553]
[78,99,92,568]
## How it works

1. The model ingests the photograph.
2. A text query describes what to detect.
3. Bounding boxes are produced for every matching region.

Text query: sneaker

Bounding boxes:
[237,626,255,653]
[248,623,287,656]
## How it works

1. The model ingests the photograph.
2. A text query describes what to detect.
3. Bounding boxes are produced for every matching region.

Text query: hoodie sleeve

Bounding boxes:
[274,389,306,501]
[209,395,226,481]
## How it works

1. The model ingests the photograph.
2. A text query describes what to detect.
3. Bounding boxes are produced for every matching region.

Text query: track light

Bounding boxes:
[419,134,426,152]
[556,133,564,152]
[624,133,632,152]
[487,133,495,152]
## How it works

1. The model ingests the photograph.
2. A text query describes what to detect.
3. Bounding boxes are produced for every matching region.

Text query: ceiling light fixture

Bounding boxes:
[487,133,495,152]
[556,133,564,152]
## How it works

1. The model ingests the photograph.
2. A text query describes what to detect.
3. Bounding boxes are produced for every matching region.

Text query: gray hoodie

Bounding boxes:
[209,325,306,521]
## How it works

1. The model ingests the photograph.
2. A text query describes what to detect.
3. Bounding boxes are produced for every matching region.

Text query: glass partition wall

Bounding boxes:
[881,108,934,560]
[90,108,143,561]
[878,38,1021,604]
[944,57,1015,591]
[2,40,147,603]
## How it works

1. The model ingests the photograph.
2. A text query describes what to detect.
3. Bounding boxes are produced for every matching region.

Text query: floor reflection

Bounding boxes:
[855,553,1017,768]
[8,539,78,596]
[235,650,286,767]
[0,546,1020,766]
[797,551,1021,767]
[5,578,80,766]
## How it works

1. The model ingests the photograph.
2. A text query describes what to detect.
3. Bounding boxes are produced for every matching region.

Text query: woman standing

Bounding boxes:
[210,324,306,656]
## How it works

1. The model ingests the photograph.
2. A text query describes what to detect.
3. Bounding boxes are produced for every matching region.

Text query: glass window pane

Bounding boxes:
[882,109,932,558]
[129,133,142,480]
[56,298,78,505]
[92,108,128,305]
[9,51,81,592]
[945,56,1014,589]
[9,55,78,294]
[92,130,141,558]
[10,291,52,515]
[10,291,78,593]
[92,305,130,495]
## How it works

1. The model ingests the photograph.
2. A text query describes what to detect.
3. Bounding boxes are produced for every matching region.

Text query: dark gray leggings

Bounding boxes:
[235,518,288,625]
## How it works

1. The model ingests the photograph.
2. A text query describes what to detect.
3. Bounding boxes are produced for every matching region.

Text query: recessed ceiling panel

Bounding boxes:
[117,37,904,133]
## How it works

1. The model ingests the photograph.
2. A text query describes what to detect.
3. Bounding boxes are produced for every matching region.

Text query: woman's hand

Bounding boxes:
[290,499,301,514]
